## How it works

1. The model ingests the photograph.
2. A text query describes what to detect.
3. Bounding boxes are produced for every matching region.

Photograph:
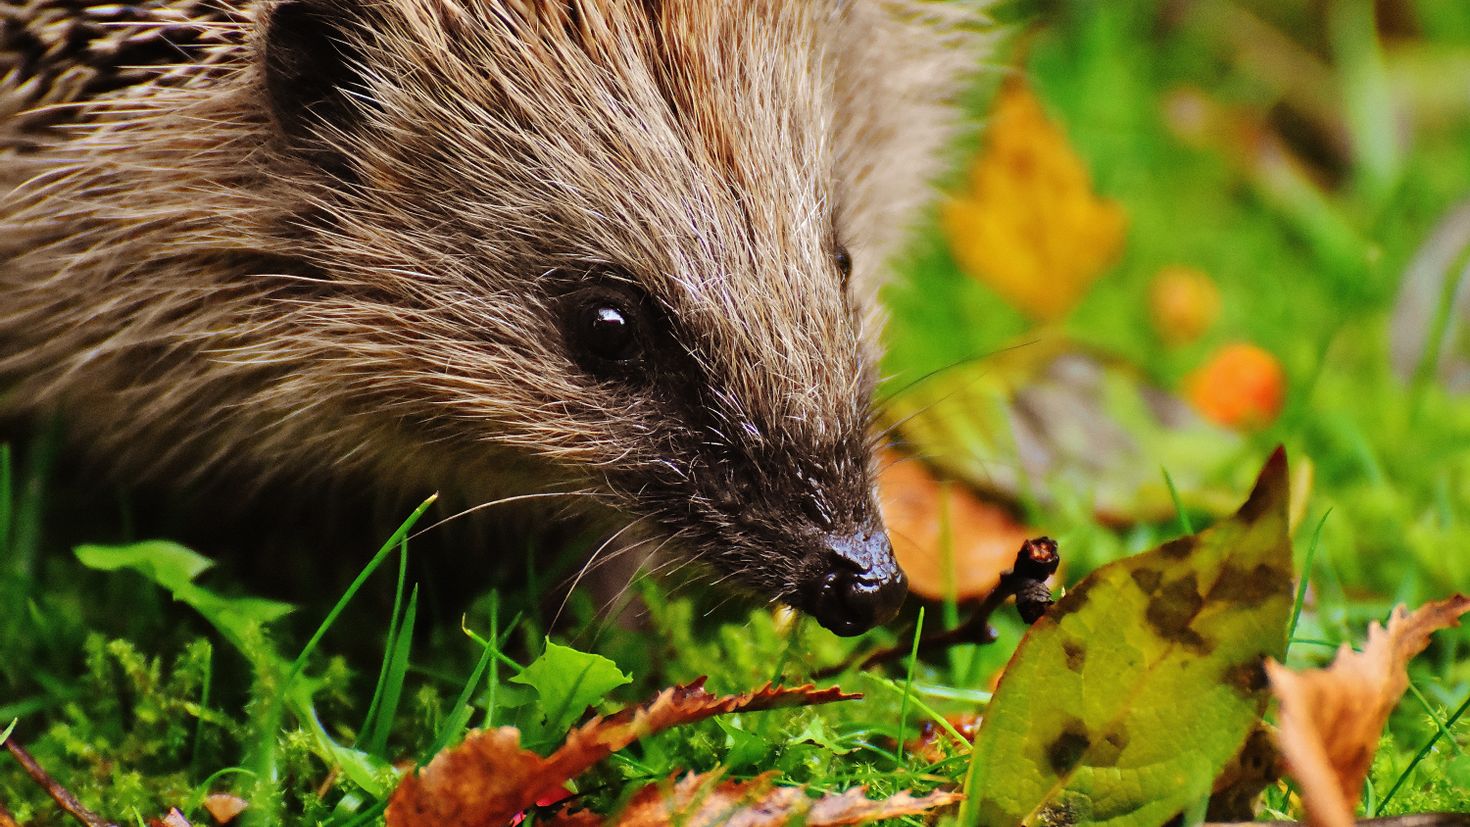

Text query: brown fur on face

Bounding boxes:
[0,0,986,620]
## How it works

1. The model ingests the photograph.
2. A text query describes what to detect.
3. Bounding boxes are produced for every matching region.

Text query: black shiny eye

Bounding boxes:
[580,302,637,362]
[564,282,650,374]
[834,244,853,285]
[562,279,655,377]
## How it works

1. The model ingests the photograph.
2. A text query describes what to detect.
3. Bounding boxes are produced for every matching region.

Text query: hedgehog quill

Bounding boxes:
[0,0,984,635]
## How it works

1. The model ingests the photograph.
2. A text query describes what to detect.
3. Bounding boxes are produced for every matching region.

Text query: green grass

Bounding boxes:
[4,0,1470,823]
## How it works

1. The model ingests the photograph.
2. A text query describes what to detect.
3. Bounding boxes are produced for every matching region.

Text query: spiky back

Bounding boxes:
[0,0,243,143]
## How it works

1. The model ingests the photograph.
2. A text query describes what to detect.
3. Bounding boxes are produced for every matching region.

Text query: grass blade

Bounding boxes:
[1378,691,1470,809]
[1162,466,1193,534]
[357,540,411,749]
[896,606,926,763]
[287,495,436,684]
[361,585,417,757]
[1286,509,1332,657]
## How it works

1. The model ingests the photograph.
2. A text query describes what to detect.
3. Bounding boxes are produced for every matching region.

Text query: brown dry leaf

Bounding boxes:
[201,794,247,825]
[942,80,1128,321]
[386,679,859,827]
[1266,595,1470,827]
[545,771,962,826]
[879,451,1034,601]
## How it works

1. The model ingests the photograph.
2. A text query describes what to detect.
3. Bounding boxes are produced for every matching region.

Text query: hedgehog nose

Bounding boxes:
[807,529,908,636]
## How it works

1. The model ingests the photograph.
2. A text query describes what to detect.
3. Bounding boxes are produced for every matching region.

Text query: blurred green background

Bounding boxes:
[885,0,1470,606]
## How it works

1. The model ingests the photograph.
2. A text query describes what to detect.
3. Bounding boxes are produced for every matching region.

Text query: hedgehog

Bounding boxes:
[0,0,984,635]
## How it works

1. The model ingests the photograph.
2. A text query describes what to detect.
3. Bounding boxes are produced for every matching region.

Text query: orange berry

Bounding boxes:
[1186,343,1286,429]
[1149,265,1220,345]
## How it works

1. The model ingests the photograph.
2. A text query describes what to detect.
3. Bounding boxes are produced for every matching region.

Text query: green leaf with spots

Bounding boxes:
[961,448,1294,827]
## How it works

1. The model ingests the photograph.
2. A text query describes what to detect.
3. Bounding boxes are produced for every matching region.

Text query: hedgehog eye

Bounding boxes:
[564,285,646,374]
[582,304,636,361]
[834,245,853,286]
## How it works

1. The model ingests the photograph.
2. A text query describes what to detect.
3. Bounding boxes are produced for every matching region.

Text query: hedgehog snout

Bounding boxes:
[801,527,907,636]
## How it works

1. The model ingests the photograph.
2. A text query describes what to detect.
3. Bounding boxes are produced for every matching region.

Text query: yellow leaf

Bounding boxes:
[943,82,1127,321]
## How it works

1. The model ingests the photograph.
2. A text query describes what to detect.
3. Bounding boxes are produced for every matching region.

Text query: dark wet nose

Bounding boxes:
[807,529,908,636]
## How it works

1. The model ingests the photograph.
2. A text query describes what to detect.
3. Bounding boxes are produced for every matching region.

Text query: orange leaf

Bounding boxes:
[1266,595,1470,827]
[149,810,192,827]
[879,452,1036,601]
[545,771,963,826]
[385,680,859,827]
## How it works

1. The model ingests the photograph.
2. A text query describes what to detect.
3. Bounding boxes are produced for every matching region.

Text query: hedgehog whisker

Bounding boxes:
[551,515,652,629]
[408,489,604,541]
[579,528,688,647]
[869,341,1043,441]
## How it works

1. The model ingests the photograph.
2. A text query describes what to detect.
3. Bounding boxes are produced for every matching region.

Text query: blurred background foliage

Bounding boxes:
[883,0,1470,620]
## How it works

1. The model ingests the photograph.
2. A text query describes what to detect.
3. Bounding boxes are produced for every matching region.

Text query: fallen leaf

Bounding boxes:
[1266,595,1470,827]
[201,794,247,825]
[962,448,1295,826]
[806,786,962,826]
[879,451,1033,601]
[884,338,1247,524]
[942,80,1128,321]
[386,680,859,827]
[545,771,963,826]
[149,810,191,827]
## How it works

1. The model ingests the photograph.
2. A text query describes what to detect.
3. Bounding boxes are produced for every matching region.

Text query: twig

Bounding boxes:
[3,738,119,827]
[815,537,1061,679]
[0,799,22,827]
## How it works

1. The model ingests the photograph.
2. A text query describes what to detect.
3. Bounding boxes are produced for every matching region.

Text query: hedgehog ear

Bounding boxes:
[262,0,372,156]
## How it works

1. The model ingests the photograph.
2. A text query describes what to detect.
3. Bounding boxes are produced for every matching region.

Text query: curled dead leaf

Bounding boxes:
[545,771,962,827]
[386,679,859,827]
[1267,595,1470,827]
